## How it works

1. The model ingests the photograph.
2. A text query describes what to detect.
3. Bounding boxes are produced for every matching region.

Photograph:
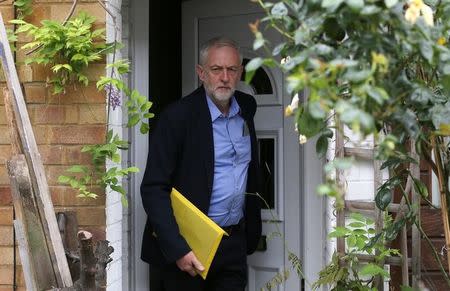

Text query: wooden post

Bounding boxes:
[0,13,73,287]
[410,142,421,287]
[95,240,114,290]
[78,231,97,291]
[7,155,58,290]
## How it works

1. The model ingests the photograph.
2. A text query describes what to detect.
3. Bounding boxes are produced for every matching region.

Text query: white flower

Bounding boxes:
[280,56,291,64]
[299,134,307,144]
[405,0,434,26]
[285,94,299,116]
[294,122,298,132]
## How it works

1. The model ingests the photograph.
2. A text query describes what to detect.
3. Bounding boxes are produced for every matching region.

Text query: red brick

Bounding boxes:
[50,186,105,207]
[31,63,52,82]
[37,145,63,164]
[65,105,79,124]
[0,265,13,285]
[0,146,12,165]
[0,207,12,226]
[0,227,12,246]
[0,168,8,185]
[54,206,105,226]
[0,127,11,145]
[48,84,106,104]
[30,105,65,124]
[50,3,105,23]
[0,84,7,105]
[85,64,106,81]
[48,125,106,145]
[16,65,32,82]
[0,247,13,265]
[62,145,92,164]
[32,125,50,145]
[23,83,47,104]
[49,82,106,104]
[0,106,6,125]
[23,4,51,25]
[0,7,14,22]
[79,104,106,124]
[0,187,11,206]
[45,165,79,185]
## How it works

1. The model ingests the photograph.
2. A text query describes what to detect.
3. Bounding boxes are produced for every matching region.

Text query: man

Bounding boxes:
[141,36,262,291]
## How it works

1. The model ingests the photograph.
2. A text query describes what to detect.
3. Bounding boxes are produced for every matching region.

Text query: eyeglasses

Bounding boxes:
[205,66,242,76]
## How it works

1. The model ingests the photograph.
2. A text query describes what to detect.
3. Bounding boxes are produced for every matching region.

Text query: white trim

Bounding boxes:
[105,0,125,289]
[128,0,150,290]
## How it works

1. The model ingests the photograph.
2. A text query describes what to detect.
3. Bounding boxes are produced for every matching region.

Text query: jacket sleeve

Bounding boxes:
[140,106,191,263]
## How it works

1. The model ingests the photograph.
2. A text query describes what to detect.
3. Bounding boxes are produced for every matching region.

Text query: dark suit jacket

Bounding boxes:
[140,86,262,266]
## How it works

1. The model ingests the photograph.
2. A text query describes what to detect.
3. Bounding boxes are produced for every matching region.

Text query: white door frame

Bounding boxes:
[181,0,327,289]
[128,0,327,289]
[129,0,150,290]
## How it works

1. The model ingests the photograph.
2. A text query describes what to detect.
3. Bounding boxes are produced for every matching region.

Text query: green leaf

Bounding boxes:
[67,165,88,173]
[58,175,71,184]
[245,57,264,72]
[343,69,371,83]
[316,136,328,159]
[271,2,288,17]
[128,114,140,127]
[411,87,432,104]
[140,122,150,134]
[384,0,398,8]
[412,177,429,198]
[360,263,389,278]
[419,41,433,64]
[360,5,382,15]
[367,86,389,105]
[375,187,392,211]
[345,0,364,12]
[328,226,350,238]
[321,0,344,12]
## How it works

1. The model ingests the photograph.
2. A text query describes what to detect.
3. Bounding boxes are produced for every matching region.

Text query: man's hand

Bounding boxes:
[176,251,205,277]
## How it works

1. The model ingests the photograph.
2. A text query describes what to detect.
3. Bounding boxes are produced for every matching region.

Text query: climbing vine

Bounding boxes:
[11,6,153,205]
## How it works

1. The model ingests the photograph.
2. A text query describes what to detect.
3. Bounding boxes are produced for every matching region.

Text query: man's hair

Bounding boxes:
[198,36,243,65]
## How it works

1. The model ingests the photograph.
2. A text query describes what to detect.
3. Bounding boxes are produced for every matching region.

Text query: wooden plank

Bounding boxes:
[7,155,58,290]
[3,88,22,155]
[373,144,384,290]
[13,220,38,291]
[345,201,406,213]
[335,122,345,254]
[400,226,409,286]
[344,147,373,159]
[410,143,421,287]
[0,13,72,287]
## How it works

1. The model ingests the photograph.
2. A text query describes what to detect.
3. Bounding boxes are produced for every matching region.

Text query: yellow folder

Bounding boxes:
[170,188,228,279]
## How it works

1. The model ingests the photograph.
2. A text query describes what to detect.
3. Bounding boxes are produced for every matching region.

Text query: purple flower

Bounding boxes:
[105,84,121,110]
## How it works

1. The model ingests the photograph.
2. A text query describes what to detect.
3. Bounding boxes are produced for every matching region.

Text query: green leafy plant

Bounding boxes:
[14,0,33,19]
[57,130,139,205]
[247,0,450,288]
[11,12,110,94]
[9,8,154,204]
[313,213,399,290]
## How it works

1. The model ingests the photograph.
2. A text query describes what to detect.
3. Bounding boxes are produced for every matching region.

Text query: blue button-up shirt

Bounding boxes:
[206,95,251,227]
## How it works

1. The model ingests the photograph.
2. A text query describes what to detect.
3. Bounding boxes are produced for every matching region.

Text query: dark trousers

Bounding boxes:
[149,223,247,291]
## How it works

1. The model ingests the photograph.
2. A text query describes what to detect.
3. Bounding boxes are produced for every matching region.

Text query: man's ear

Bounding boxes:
[196,65,205,82]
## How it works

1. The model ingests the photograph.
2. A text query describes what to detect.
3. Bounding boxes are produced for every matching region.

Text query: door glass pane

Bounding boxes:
[258,138,275,209]
[241,58,273,94]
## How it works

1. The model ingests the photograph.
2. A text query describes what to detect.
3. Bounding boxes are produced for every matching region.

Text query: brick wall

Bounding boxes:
[0,1,106,289]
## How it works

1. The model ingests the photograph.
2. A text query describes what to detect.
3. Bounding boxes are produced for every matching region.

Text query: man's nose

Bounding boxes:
[220,69,230,82]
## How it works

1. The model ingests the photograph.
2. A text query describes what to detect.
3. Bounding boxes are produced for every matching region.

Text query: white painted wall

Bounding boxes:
[105,0,125,290]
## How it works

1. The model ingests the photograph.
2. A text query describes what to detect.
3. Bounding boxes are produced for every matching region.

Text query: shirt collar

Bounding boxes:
[206,95,240,122]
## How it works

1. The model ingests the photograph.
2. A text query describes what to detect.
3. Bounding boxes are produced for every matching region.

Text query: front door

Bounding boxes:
[182,1,302,290]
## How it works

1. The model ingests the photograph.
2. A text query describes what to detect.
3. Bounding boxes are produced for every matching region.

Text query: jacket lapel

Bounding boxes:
[194,88,214,197]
